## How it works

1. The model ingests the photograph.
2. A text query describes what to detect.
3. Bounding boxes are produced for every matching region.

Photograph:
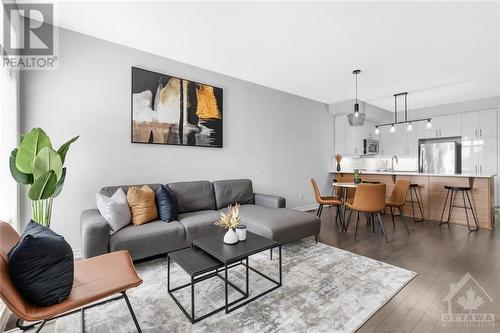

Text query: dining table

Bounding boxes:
[331,182,359,231]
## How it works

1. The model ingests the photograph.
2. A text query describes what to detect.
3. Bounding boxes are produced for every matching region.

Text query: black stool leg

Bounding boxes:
[415,187,424,222]
[409,187,416,221]
[464,190,479,232]
[440,189,455,225]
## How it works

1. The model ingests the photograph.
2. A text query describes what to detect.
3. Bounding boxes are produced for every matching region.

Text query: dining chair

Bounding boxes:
[386,179,411,235]
[311,178,345,230]
[346,184,388,241]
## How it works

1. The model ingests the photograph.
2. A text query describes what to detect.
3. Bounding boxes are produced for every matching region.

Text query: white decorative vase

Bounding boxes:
[223,228,239,244]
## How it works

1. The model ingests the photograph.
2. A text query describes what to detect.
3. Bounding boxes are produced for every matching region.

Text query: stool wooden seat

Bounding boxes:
[439,185,479,232]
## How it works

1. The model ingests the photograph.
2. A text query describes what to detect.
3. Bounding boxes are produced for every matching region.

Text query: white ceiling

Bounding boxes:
[48,1,500,107]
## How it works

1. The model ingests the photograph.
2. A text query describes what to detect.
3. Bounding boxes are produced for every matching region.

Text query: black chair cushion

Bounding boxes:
[156,185,179,222]
[8,220,74,307]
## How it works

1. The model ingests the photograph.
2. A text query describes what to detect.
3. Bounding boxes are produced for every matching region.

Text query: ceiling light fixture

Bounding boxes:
[374,92,432,133]
[348,69,366,126]
[426,119,433,129]
[374,126,380,135]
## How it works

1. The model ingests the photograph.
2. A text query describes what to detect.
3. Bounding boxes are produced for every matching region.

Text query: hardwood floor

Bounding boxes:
[317,207,500,332]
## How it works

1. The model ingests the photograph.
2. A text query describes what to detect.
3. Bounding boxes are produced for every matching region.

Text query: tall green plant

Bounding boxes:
[10,128,79,227]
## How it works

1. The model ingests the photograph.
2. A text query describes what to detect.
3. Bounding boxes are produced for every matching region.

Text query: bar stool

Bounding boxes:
[406,184,424,222]
[439,185,479,232]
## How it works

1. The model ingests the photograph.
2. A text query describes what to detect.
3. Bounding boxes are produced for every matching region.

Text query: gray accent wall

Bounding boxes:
[20,26,333,249]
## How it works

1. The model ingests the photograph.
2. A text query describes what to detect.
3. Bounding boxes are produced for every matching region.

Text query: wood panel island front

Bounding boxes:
[331,171,496,229]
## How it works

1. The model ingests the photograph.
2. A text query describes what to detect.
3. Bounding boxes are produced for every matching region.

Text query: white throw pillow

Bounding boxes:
[96,188,131,234]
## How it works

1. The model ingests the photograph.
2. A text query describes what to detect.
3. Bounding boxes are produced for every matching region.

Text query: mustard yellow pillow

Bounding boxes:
[127,185,159,225]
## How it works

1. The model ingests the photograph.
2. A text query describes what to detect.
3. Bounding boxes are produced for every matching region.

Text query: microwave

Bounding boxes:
[363,139,379,155]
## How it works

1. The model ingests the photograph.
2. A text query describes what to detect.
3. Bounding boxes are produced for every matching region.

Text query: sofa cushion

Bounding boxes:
[177,210,221,242]
[167,181,216,213]
[8,221,74,306]
[213,179,254,209]
[156,185,178,222]
[225,205,320,244]
[109,221,186,260]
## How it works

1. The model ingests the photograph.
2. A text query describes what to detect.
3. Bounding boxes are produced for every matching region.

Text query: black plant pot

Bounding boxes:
[336,163,341,172]
[354,178,362,184]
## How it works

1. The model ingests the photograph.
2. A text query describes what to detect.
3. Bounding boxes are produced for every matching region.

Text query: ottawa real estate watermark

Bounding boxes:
[441,272,496,328]
[2,2,58,70]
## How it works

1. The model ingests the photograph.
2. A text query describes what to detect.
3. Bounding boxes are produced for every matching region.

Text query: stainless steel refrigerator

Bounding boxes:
[419,138,461,174]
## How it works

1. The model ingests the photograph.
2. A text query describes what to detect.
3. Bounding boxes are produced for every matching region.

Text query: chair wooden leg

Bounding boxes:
[122,292,142,333]
[399,207,410,235]
[270,248,273,260]
[377,213,389,242]
[314,233,318,244]
[354,211,360,241]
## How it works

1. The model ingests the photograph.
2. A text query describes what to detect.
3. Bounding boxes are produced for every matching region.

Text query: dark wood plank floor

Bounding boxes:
[316,207,500,332]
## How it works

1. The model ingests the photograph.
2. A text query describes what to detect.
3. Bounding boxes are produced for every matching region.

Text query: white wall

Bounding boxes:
[20,27,333,249]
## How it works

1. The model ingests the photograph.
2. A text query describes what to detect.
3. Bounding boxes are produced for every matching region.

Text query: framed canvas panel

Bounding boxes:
[131,67,223,147]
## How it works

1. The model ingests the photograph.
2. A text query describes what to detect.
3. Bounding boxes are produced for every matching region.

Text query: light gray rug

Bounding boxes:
[56,239,416,333]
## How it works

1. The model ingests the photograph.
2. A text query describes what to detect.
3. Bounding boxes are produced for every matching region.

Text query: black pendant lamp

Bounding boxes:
[348,69,366,126]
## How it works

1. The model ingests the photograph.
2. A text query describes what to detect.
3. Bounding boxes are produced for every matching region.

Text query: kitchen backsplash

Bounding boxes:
[336,156,418,172]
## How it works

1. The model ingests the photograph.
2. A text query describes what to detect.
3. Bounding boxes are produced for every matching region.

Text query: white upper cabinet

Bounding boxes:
[435,114,461,137]
[380,126,395,156]
[460,110,498,175]
[477,110,497,137]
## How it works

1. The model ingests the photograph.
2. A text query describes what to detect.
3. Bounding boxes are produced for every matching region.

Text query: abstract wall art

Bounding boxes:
[131,67,223,147]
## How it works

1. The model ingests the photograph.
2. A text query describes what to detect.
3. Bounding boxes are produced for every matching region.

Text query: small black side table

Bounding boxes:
[193,232,282,314]
[167,247,247,323]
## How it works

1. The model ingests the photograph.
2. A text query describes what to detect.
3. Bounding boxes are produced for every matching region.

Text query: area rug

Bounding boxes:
[56,239,416,333]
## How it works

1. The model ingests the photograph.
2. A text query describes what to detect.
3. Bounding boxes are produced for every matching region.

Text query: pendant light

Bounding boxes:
[348,69,366,127]
[373,92,432,133]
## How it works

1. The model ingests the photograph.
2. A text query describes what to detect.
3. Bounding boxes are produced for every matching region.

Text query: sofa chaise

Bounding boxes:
[81,179,320,260]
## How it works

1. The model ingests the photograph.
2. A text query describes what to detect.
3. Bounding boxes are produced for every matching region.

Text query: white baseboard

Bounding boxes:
[293,204,319,212]
[73,248,82,260]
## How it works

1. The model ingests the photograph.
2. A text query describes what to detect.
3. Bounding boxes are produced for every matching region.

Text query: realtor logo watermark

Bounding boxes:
[441,272,496,328]
[2,2,58,69]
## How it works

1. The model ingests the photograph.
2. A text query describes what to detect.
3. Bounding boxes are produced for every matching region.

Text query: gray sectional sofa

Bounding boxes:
[81,179,320,260]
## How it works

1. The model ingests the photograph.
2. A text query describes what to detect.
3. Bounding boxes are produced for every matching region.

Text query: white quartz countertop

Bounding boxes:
[330,170,496,178]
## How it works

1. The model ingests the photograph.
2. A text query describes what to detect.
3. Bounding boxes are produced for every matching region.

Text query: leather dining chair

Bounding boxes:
[386,179,411,235]
[311,178,345,230]
[346,184,388,241]
[0,222,143,333]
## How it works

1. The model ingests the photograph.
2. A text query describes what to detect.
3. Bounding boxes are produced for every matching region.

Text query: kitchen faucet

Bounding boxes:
[390,155,399,172]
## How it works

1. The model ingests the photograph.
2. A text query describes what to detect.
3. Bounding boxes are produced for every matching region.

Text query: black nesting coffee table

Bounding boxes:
[167,232,281,323]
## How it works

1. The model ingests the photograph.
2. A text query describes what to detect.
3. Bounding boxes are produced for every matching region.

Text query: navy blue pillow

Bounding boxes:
[8,220,74,306]
[156,185,178,222]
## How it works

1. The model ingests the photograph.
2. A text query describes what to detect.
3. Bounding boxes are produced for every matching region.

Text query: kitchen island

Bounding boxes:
[331,171,496,229]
